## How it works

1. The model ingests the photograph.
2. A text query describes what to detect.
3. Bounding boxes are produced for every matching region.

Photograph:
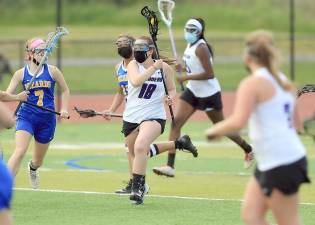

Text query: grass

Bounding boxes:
[1,122,314,225]
[0,0,314,33]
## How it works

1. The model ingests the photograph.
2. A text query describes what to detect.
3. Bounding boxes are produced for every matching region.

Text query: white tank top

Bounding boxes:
[183,39,221,97]
[248,68,306,171]
[123,62,166,123]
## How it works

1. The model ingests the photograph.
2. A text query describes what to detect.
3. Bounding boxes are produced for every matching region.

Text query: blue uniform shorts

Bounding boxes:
[16,111,56,144]
[0,161,13,210]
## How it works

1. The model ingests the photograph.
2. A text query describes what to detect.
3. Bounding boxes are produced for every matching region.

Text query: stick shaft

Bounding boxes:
[151,39,175,125]
[22,101,70,119]
[167,27,185,91]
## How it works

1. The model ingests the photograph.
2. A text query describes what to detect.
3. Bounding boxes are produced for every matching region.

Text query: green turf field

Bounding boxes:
[1,122,314,225]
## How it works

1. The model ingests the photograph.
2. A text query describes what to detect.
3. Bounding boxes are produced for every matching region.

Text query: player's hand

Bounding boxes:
[153,59,163,70]
[17,91,29,102]
[59,110,70,119]
[176,75,188,83]
[164,95,173,106]
[205,128,221,141]
[175,64,183,72]
[102,109,112,120]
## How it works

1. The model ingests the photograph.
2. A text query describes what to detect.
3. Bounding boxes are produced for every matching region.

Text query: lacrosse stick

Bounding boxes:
[141,6,175,125]
[22,101,70,119]
[14,27,69,115]
[301,114,315,141]
[297,84,315,97]
[158,0,185,91]
[74,107,122,118]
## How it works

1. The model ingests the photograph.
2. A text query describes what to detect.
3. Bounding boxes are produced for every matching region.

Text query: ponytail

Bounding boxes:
[245,32,294,92]
[194,18,214,57]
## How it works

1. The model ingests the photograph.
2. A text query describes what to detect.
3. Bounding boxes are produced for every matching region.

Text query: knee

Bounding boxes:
[134,142,149,156]
[241,209,264,225]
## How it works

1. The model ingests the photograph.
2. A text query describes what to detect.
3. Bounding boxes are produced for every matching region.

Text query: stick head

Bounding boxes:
[158,0,175,27]
[141,6,159,41]
[45,27,69,55]
[297,84,315,97]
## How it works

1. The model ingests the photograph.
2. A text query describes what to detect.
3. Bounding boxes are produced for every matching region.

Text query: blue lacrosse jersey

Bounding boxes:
[0,160,13,210]
[19,64,56,115]
[116,62,128,96]
[16,64,57,143]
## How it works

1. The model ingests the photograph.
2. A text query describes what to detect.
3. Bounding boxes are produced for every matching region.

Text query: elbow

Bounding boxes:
[231,119,246,131]
[3,118,15,129]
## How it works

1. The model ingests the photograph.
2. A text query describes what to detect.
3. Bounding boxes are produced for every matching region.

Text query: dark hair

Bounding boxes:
[137,36,175,65]
[194,18,214,57]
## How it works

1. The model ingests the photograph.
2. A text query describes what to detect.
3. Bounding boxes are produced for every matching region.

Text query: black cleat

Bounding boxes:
[177,135,198,157]
[130,183,149,205]
[115,179,132,194]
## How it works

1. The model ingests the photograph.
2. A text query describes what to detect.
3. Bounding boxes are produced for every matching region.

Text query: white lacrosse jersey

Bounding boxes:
[123,62,166,123]
[248,68,306,171]
[183,39,221,97]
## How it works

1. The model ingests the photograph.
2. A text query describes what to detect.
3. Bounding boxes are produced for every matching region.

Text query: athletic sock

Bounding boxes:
[240,141,252,153]
[132,173,145,187]
[174,139,182,149]
[29,161,37,171]
[149,144,160,158]
[167,153,176,168]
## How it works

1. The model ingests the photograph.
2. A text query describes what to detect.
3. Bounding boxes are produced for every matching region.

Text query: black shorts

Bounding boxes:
[180,88,223,111]
[122,119,166,137]
[254,157,310,197]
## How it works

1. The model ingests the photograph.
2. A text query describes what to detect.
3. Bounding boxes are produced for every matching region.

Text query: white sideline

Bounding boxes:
[14,187,315,206]
[50,141,235,150]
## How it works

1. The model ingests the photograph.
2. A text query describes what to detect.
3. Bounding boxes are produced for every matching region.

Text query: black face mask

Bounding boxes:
[118,46,132,59]
[134,51,148,63]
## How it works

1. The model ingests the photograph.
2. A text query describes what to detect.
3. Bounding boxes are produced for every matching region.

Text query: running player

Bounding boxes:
[0,159,13,225]
[103,35,198,194]
[153,18,253,177]
[205,30,310,225]
[123,36,198,204]
[0,92,28,225]
[6,37,70,189]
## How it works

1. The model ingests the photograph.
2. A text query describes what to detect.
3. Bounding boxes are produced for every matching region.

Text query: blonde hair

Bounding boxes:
[137,36,176,65]
[245,31,294,91]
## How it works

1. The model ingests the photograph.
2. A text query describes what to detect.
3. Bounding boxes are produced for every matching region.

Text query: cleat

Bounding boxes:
[28,161,39,189]
[115,179,132,194]
[130,183,146,205]
[244,151,255,169]
[177,135,198,157]
[152,165,175,177]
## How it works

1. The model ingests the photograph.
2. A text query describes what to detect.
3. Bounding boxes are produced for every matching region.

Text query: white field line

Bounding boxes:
[14,187,315,206]
[50,141,234,150]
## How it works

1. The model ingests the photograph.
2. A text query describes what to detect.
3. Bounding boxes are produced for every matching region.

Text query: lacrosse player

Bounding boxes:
[6,37,70,189]
[0,159,13,225]
[103,35,198,195]
[0,94,29,225]
[205,30,310,225]
[153,18,254,177]
[122,36,199,204]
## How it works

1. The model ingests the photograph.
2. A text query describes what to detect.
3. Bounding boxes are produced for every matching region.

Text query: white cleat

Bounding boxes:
[152,165,175,177]
[28,161,39,189]
[244,152,255,169]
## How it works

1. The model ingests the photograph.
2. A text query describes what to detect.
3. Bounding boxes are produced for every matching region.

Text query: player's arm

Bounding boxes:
[6,69,23,94]
[179,43,214,82]
[205,76,258,138]
[163,62,176,100]
[50,65,70,117]
[127,60,162,87]
[0,102,15,129]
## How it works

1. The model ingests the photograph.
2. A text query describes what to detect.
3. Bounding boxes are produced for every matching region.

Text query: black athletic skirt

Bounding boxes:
[122,119,166,137]
[180,88,223,111]
[254,157,310,197]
